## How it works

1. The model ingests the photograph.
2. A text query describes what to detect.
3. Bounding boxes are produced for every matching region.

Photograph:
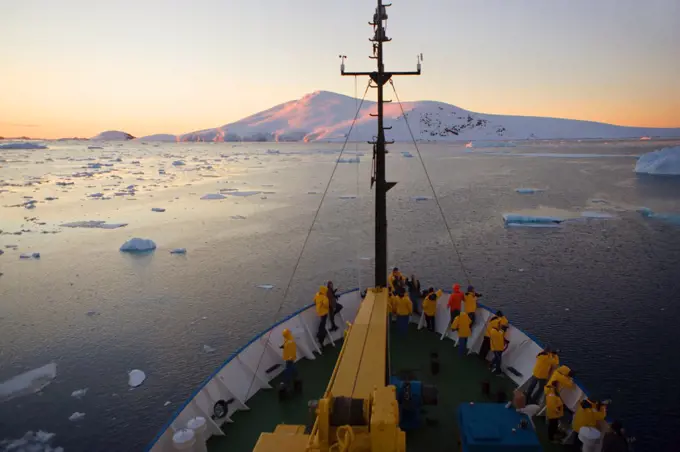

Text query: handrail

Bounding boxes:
[144,288,361,451]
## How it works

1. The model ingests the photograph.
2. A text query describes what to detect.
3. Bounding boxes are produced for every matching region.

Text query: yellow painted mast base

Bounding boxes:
[253,287,405,452]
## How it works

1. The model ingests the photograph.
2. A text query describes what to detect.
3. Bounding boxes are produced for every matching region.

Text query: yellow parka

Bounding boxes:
[490,327,505,352]
[545,385,564,419]
[484,315,509,337]
[464,292,478,315]
[422,289,443,316]
[451,312,472,338]
[395,295,413,316]
[388,271,404,290]
[532,352,560,379]
[547,365,574,393]
[282,329,296,362]
[572,400,597,432]
[314,286,329,316]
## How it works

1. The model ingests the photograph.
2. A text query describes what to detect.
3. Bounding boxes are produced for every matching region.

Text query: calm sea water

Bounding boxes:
[1,140,679,451]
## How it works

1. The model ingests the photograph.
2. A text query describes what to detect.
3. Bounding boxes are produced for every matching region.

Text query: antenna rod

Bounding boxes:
[341,1,420,288]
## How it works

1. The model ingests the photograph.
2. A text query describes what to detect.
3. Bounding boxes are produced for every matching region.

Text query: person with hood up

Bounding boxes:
[544,382,564,443]
[464,286,482,326]
[405,275,422,314]
[422,287,443,332]
[280,328,297,388]
[479,311,508,361]
[388,267,404,291]
[394,287,413,334]
[314,286,330,346]
[326,281,343,332]
[489,324,507,374]
[525,346,560,404]
[451,311,472,355]
[447,283,464,324]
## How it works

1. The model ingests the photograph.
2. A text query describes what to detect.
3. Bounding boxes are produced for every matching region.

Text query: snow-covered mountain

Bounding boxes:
[136,133,177,142]
[91,130,135,141]
[180,91,680,142]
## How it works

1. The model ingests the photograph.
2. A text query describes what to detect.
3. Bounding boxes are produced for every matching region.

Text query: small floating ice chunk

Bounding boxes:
[230,215,247,220]
[637,207,680,225]
[120,238,156,252]
[266,149,280,154]
[172,160,185,166]
[0,363,57,402]
[401,152,414,158]
[170,248,187,254]
[411,196,432,201]
[164,400,171,406]
[71,388,89,399]
[503,213,563,226]
[203,345,216,353]
[2,430,62,451]
[581,211,615,219]
[201,193,226,200]
[32,252,41,259]
[339,195,356,200]
[128,369,146,387]
[337,157,360,163]
[68,412,86,422]
[515,188,544,194]
[226,191,260,197]
[257,284,275,290]
[151,207,166,212]
[88,145,104,150]
[62,221,127,229]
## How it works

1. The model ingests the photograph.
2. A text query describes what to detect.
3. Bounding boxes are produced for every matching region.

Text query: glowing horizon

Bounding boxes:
[1,0,679,139]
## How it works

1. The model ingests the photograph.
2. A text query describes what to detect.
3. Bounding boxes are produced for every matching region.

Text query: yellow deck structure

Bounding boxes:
[253,287,405,452]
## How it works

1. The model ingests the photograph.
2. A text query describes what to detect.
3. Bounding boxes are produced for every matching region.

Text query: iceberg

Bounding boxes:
[503,213,563,227]
[170,248,187,254]
[515,188,544,194]
[638,207,680,225]
[128,369,146,387]
[90,130,134,140]
[0,363,57,402]
[62,221,128,229]
[634,146,680,176]
[0,431,62,452]
[0,142,48,150]
[120,238,156,252]
[201,193,226,200]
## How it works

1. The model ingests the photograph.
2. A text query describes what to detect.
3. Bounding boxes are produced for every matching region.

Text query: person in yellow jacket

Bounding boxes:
[280,329,297,388]
[525,346,560,403]
[572,398,596,434]
[422,288,443,332]
[489,325,507,374]
[314,286,329,346]
[463,286,482,326]
[388,267,404,291]
[451,311,472,356]
[394,288,412,334]
[479,310,508,360]
[544,383,564,443]
[547,365,575,396]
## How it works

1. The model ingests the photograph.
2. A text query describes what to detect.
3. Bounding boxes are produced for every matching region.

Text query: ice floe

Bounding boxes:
[503,213,563,227]
[465,141,516,148]
[128,369,146,387]
[151,207,166,212]
[337,157,360,163]
[226,190,260,197]
[170,248,187,254]
[401,151,414,158]
[230,215,247,220]
[172,160,185,166]
[62,221,128,229]
[203,345,216,353]
[581,211,615,219]
[200,193,226,200]
[120,238,156,252]
[0,431,63,452]
[68,412,86,422]
[515,188,544,194]
[0,363,57,403]
[257,284,275,290]
[638,207,680,225]
[0,142,48,150]
[634,146,680,176]
[71,388,88,399]
[19,253,41,259]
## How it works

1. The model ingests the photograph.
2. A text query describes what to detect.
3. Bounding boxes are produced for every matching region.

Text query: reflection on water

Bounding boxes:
[1,139,680,450]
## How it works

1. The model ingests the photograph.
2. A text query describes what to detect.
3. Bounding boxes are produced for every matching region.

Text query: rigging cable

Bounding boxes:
[389,79,472,287]
[243,80,373,400]
[353,75,363,293]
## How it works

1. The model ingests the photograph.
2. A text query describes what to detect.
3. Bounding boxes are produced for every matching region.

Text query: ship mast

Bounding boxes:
[341,0,421,288]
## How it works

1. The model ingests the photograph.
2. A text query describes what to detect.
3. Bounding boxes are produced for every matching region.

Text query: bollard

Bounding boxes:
[187,417,208,452]
[172,428,195,451]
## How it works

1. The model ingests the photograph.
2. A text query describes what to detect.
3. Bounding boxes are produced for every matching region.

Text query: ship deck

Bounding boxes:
[207,322,565,451]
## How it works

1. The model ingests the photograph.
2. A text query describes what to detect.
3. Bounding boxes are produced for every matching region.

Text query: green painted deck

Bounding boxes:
[208,322,565,451]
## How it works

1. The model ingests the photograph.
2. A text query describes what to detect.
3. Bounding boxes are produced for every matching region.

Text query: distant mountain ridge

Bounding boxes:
[178,90,680,142]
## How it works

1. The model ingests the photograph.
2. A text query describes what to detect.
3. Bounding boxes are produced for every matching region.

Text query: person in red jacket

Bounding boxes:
[448,283,464,326]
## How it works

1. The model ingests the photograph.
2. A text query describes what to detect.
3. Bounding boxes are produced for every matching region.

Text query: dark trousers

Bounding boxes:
[525,376,547,404]
[316,314,328,345]
[468,312,476,326]
[548,418,559,441]
[491,351,503,373]
[283,360,296,386]
[396,315,409,334]
[449,309,460,326]
[459,337,468,355]
[329,302,343,328]
[425,314,435,332]
[479,336,491,360]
